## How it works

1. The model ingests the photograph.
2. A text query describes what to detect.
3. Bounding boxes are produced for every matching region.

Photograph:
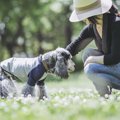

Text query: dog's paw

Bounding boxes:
[36,85,48,100]
[22,84,35,97]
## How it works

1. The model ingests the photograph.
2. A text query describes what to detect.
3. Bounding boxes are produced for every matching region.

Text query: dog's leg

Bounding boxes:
[36,80,48,100]
[0,81,7,98]
[22,83,35,97]
[7,78,17,97]
[0,78,17,98]
[0,81,8,98]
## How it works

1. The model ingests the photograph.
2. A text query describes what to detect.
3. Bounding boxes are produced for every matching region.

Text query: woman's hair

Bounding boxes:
[82,16,99,25]
[87,14,103,25]
[88,16,98,24]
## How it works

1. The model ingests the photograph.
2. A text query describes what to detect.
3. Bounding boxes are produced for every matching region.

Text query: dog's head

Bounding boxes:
[42,48,75,79]
[54,48,75,79]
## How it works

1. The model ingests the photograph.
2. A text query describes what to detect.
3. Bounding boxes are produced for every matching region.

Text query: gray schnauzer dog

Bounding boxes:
[0,48,75,99]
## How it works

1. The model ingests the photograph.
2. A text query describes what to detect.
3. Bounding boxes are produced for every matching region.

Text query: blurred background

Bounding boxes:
[0,0,120,72]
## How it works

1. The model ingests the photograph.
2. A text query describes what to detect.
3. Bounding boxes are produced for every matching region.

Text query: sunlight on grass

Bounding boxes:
[0,72,120,120]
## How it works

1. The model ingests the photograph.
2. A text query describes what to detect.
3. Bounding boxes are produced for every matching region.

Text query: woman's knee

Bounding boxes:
[84,63,98,78]
[82,48,94,62]
[82,48,102,63]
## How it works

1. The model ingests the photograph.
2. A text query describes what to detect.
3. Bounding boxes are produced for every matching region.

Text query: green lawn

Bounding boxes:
[0,72,120,120]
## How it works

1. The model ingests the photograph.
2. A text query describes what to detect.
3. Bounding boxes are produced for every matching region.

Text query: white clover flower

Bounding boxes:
[63,101,69,106]
[21,107,30,115]
[0,102,7,108]
[21,98,29,104]
[82,98,87,103]
[85,100,98,109]
[58,88,65,93]
[104,94,109,99]
[68,95,73,101]
[109,95,116,101]
[116,96,120,101]
[70,88,76,94]
[53,103,59,107]
[4,107,9,112]
[12,102,20,110]
[73,96,80,103]
[54,96,60,101]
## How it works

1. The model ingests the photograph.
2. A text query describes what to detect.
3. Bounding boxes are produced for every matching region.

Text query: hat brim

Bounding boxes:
[69,0,112,22]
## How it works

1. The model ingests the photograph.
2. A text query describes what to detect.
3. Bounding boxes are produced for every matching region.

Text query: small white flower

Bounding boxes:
[54,96,60,101]
[12,102,19,110]
[73,96,80,103]
[22,107,29,114]
[0,102,7,108]
[104,94,109,99]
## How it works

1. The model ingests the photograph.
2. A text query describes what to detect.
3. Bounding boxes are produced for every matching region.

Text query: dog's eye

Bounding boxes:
[61,52,65,56]
[61,52,70,60]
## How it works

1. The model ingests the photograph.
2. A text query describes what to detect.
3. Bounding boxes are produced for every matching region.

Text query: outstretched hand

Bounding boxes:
[84,55,104,67]
[116,12,120,17]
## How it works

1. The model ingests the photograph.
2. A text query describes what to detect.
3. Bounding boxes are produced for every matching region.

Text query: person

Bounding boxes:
[66,0,120,97]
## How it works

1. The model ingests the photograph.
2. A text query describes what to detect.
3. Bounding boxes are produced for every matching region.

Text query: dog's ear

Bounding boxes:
[56,48,72,60]
[54,54,69,79]
[61,51,71,60]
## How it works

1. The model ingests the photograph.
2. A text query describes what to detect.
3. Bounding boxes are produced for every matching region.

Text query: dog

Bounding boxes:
[0,48,75,99]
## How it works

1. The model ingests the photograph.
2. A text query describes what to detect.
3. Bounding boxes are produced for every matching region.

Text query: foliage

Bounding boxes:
[0,0,80,59]
[0,0,120,71]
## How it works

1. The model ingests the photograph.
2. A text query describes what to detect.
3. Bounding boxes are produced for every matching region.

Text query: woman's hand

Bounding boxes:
[116,12,120,17]
[84,55,104,67]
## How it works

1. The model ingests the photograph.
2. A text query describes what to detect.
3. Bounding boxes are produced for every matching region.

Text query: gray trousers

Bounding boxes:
[83,48,120,96]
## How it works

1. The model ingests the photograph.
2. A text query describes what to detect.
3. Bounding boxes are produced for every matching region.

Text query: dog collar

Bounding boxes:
[41,54,56,73]
[42,60,49,71]
[42,60,55,73]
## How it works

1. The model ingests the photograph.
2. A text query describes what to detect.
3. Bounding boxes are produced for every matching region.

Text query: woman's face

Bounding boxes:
[83,19,90,25]
[96,15,103,25]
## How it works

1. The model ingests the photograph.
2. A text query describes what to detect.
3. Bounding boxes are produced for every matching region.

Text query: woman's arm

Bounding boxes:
[66,24,95,56]
[86,21,120,66]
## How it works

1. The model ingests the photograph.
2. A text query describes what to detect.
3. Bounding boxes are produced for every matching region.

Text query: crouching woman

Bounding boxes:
[66,0,120,96]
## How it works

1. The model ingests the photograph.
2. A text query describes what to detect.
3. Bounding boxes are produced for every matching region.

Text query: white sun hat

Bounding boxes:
[70,0,112,22]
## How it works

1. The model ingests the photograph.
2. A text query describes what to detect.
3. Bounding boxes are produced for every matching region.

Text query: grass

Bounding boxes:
[0,72,120,120]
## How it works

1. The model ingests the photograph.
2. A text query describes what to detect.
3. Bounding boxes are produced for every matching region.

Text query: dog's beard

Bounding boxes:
[54,59,68,79]
[67,59,75,73]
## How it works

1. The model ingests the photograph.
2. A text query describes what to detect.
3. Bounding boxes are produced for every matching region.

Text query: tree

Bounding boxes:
[0,0,75,59]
